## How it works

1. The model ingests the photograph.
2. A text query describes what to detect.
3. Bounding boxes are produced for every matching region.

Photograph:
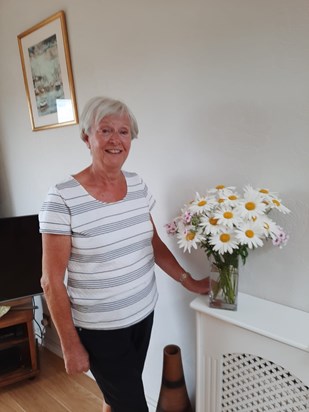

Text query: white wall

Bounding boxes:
[1,0,309,408]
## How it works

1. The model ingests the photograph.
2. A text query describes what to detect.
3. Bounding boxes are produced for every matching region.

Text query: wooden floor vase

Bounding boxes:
[156,344,193,412]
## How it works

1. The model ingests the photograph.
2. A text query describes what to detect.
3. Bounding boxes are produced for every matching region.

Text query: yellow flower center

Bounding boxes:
[259,189,269,194]
[245,201,256,210]
[209,217,218,226]
[223,211,233,219]
[228,195,237,200]
[218,198,225,204]
[245,230,254,238]
[216,185,225,190]
[220,233,231,243]
[198,200,207,207]
[186,232,195,241]
[272,199,281,207]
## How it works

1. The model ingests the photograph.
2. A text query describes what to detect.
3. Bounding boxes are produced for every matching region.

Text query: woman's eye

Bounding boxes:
[99,127,112,135]
[97,126,130,137]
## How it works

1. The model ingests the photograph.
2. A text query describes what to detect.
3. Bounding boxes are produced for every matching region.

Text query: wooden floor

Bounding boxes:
[0,348,103,411]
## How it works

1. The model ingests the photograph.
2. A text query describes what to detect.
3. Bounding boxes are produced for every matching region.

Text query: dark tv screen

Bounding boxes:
[0,214,43,304]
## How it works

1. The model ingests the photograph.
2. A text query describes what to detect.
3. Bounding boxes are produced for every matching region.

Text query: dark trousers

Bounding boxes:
[77,311,154,412]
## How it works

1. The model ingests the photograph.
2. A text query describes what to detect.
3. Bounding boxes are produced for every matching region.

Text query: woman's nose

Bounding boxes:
[109,131,121,142]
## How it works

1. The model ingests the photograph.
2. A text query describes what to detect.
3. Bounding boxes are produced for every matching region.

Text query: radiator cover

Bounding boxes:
[191,293,309,412]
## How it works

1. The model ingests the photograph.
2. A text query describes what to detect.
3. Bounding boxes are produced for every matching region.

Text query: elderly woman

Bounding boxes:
[39,96,209,412]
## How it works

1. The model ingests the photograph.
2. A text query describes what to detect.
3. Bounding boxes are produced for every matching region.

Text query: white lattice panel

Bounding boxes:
[222,353,309,412]
[191,294,309,412]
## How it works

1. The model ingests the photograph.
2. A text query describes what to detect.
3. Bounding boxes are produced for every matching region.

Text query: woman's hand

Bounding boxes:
[182,275,210,295]
[62,340,90,375]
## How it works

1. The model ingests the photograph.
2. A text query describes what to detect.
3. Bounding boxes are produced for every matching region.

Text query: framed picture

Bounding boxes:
[17,11,78,131]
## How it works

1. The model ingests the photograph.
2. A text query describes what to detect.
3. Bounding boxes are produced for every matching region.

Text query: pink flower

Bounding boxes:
[272,227,289,248]
[182,211,192,224]
[165,221,178,235]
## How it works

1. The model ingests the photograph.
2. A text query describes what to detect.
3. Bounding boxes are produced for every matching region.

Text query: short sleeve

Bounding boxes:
[39,185,72,235]
[142,179,156,212]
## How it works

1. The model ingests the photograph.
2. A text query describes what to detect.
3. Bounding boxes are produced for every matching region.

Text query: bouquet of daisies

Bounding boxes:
[166,185,290,265]
[166,185,290,307]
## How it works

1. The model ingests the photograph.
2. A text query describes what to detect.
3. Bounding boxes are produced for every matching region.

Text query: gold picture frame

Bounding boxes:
[17,11,78,131]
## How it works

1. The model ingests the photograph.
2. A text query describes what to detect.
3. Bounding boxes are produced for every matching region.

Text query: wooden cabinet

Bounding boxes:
[0,298,39,387]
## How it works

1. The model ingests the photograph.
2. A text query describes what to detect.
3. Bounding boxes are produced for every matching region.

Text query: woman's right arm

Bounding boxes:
[41,233,90,375]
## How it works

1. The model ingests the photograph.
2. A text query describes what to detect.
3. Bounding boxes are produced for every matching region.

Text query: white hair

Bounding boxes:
[80,96,139,141]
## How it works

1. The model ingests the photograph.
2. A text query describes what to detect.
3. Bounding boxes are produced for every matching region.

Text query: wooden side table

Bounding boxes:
[0,298,39,387]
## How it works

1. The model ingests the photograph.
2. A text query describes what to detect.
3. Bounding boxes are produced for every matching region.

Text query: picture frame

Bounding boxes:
[17,11,78,131]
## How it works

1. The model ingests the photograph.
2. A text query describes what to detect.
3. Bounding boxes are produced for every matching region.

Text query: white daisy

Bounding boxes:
[208,185,236,197]
[257,188,284,212]
[257,187,277,201]
[214,206,242,229]
[177,227,203,253]
[212,196,228,207]
[255,216,281,239]
[210,193,239,208]
[236,185,266,219]
[269,197,291,214]
[235,222,264,249]
[209,230,239,254]
[257,187,276,195]
[188,192,215,215]
[224,192,241,207]
[199,214,222,235]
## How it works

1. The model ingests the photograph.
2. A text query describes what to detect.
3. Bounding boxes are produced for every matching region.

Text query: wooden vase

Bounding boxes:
[156,344,193,412]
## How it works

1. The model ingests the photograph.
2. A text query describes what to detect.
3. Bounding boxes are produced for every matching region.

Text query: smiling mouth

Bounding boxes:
[106,149,122,154]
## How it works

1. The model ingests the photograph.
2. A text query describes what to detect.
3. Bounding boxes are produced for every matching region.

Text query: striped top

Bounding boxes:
[39,171,158,330]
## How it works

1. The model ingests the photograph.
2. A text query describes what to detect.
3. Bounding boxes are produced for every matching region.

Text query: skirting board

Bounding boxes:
[43,337,63,358]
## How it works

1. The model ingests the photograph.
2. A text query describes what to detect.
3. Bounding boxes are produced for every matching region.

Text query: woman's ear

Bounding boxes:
[82,131,91,149]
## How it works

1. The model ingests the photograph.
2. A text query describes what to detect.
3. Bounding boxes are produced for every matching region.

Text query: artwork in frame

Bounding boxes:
[17,11,78,131]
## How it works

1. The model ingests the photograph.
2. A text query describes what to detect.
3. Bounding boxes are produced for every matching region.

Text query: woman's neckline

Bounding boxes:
[70,171,128,205]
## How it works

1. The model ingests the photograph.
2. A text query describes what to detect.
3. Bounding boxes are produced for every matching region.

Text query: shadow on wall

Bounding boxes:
[0,137,13,217]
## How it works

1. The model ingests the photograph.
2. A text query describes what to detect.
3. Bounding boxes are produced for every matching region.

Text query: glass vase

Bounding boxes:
[209,259,239,311]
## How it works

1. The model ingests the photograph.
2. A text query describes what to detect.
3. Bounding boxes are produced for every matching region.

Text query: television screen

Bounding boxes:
[0,214,43,304]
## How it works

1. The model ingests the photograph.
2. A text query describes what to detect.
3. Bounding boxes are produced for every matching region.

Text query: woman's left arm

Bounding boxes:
[151,217,210,294]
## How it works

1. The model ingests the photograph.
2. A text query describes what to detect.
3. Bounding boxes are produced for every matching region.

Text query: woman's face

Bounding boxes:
[85,113,132,172]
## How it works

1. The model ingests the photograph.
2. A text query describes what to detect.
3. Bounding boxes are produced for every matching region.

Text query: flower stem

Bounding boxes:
[212,262,238,305]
